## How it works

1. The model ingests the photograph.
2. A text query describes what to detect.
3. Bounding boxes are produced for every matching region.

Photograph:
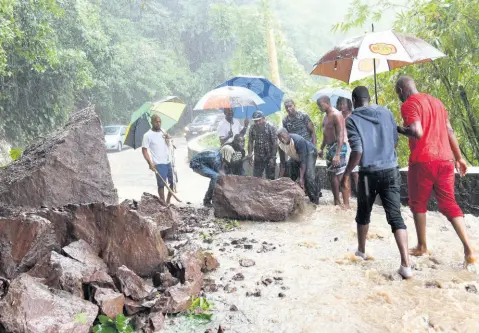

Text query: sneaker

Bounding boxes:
[398,265,413,279]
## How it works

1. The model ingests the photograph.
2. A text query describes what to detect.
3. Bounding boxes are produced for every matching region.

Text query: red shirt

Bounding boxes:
[401,93,453,165]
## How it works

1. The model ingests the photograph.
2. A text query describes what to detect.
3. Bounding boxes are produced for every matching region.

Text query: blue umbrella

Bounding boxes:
[216,75,284,119]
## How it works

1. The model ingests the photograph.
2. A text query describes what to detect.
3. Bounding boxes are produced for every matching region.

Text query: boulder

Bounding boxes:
[213,175,305,221]
[62,239,107,270]
[0,274,98,333]
[29,251,114,297]
[117,265,154,301]
[124,297,144,315]
[137,193,178,238]
[0,106,118,208]
[93,287,125,319]
[37,202,169,276]
[0,214,59,279]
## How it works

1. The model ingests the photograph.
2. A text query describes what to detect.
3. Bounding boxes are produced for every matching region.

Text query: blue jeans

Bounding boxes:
[192,165,218,202]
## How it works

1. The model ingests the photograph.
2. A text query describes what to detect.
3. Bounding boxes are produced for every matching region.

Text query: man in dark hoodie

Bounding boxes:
[341,86,412,279]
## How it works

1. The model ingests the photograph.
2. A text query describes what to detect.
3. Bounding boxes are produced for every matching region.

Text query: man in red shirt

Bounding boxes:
[395,76,476,267]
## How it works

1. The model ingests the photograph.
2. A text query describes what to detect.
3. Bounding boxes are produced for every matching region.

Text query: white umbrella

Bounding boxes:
[311,28,446,103]
[311,88,352,107]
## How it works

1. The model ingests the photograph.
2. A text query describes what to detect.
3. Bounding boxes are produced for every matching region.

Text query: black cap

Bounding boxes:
[252,110,264,120]
[352,86,370,100]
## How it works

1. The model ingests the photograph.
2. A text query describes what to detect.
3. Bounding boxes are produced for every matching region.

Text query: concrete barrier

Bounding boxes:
[188,136,479,216]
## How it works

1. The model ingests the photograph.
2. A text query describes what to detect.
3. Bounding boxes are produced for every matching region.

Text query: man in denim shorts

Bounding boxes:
[142,114,174,205]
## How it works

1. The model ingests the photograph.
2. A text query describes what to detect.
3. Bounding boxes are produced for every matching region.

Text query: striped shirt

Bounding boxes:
[282,111,312,142]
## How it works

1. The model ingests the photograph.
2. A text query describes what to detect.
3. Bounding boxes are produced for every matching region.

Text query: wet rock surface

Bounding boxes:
[0,274,98,333]
[213,175,306,221]
[0,107,117,208]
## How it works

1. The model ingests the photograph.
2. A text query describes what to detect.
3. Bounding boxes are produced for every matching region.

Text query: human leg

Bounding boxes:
[329,172,341,205]
[266,159,276,180]
[378,168,410,270]
[355,172,377,257]
[435,161,476,263]
[192,164,218,205]
[155,164,170,205]
[407,163,434,256]
[304,151,319,204]
[253,158,265,178]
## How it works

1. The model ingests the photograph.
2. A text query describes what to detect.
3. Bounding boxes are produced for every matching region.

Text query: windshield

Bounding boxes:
[104,126,120,135]
[192,114,218,125]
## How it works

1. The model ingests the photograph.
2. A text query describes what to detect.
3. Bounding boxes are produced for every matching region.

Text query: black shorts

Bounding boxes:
[356,167,406,233]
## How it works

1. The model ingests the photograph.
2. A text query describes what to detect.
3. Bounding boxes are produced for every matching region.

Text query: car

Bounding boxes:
[104,125,127,152]
[184,112,224,141]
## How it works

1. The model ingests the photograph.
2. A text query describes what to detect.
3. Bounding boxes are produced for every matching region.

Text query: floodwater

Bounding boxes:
[108,139,479,333]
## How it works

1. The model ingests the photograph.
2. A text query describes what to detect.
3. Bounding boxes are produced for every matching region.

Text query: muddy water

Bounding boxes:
[163,193,479,333]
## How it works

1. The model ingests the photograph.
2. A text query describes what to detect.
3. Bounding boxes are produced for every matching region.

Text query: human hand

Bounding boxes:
[299,177,305,189]
[244,118,250,127]
[455,158,468,177]
[149,162,156,172]
[332,154,340,167]
[268,157,275,168]
[228,130,233,138]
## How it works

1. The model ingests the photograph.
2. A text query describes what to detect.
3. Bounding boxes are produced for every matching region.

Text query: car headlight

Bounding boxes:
[184,126,189,131]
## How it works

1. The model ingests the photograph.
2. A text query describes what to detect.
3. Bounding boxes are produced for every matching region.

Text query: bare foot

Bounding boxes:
[409,246,429,256]
[342,204,351,210]
[465,254,477,265]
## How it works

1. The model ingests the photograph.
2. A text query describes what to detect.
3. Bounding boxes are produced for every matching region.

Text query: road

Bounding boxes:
[107,137,207,204]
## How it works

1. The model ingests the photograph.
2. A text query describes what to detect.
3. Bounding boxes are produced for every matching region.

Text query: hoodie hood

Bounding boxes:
[352,104,385,124]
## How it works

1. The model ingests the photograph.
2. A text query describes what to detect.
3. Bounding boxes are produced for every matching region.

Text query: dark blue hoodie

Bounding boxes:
[345,104,398,172]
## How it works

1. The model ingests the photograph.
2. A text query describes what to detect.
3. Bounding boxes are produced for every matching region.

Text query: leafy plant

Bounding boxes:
[9,148,22,161]
[187,296,214,322]
[92,314,133,333]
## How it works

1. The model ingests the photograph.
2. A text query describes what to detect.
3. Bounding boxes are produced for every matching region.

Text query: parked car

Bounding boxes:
[104,125,127,152]
[184,112,224,141]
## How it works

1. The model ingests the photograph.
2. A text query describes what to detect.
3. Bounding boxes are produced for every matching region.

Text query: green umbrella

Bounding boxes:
[124,97,186,149]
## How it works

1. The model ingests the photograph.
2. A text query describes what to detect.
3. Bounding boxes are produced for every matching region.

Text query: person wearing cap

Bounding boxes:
[340,86,412,279]
[282,99,317,144]
[247,111,277,180]
[317,95,350,208]
[217,108,249,146]
[190,134,249,207]
[277,128,320,204]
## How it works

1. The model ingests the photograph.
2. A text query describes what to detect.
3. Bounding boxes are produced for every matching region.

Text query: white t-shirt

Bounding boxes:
[217,119,242,144]
[142,130,171,165]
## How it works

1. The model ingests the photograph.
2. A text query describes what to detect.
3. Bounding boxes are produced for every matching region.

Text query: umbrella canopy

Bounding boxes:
[311,87,352,108]
[124,97,186,149]
[311,29,446,103]
[194,86,265,119]
[216,75,284,119]
[311,30,445,83]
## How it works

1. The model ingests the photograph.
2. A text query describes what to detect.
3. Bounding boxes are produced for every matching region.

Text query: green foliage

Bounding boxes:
[335,0,479,166]
[9,147,22,161]
[92,314,133,333]
[187,296,214,322]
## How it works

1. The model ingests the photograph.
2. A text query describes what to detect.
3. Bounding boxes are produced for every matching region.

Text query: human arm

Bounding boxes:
[446,118,467,176]
[332,113,345,166]
[240,118,249,136]
[269,125,278,167]
[247,127,254,166]
[340,119,362,188]
[398,100,423,139]
[278,146,286,177]
[218,121,232,145]
[142,147,156,172]
[318,117,326,158]
[307,119,317,146]
[295,138,309,188]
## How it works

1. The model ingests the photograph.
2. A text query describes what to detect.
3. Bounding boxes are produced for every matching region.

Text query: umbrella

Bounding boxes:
[194,86,265,118]
[311,27,446,103]
[216,75,284,119]
[124,96,186,149]
[311,87,352,108]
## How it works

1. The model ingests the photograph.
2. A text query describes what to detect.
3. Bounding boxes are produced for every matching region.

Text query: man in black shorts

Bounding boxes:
[341,86,412,279]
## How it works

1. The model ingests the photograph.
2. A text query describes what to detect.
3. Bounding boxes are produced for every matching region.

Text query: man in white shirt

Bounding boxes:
[142,114,173,205]
[217,108,249,145]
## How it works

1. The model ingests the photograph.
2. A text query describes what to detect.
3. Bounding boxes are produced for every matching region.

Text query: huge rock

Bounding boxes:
[213,175,306,221]
[0,274,98,333]
[0,214,59,279]
[37,202,169,276]
[136,193,178,238]
[93,287,125,319]
[29,251,114,297]
[0,106,118,208]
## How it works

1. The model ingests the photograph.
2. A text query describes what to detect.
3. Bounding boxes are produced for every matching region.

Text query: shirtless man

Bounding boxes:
[318,96,350,208]
[337,97,359,194]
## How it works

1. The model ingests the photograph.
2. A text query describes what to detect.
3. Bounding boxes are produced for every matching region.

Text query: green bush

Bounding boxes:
[92,314,133,333]
[9,148,22,161]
